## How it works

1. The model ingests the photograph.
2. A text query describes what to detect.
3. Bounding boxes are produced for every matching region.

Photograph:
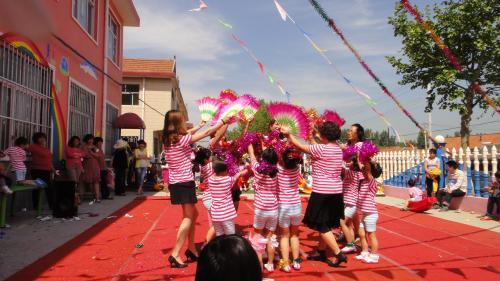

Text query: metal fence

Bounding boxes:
[0,40,52,149]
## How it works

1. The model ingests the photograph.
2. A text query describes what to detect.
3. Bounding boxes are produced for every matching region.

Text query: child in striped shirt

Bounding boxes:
[208,160,247,237]
[194,147,216,243]
[248,143,279,272]
[340,155,363,254]
[0,137,44,187]
[356,161,383,264]
[277,148,303,272]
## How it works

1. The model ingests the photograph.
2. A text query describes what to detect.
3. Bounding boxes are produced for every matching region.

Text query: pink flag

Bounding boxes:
[274,0,288,21]
[189,0,208,12]
[257,61,265,73]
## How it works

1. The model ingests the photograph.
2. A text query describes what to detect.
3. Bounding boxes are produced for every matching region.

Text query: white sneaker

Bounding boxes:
[264,263,274,272]
[355,251,370,261]
[341,243,357,253]
[73,216,81,221]
[1,185,13,194]
[363,253,380,264]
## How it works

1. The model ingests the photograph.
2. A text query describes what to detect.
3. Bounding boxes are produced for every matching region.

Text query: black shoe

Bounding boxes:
[185,249,198,262]
[326,252,348,267]
[307,250,326,261]
[168,256,187,268]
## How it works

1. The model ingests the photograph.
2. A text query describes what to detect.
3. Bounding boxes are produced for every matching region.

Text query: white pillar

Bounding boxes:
[458,147,464,170]
[492,146,497,175]
[482,146,489,180]
[451,147,457,161]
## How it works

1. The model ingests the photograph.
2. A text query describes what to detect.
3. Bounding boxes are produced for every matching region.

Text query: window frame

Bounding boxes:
[71,0,99,45]
[67,78,97,140]
[107,10,120,67]
[121,84,140,106]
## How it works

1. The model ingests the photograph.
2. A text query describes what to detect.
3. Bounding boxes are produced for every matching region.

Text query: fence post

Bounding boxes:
[402,150,408,186]
[397,151,403,186]
[410,149,416,180]
[473,147,481,196]
[419,150,426,190]
[482,146,489,198]
[451,147,457,161]
[458,147,464,171]
[466,147,472,196]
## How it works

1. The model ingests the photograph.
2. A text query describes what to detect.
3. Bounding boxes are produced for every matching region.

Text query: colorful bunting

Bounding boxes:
[217,18,233,29]
[308,0,431,142]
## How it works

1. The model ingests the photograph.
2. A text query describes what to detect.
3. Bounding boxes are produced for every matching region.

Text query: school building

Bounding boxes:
[0,0,140,159]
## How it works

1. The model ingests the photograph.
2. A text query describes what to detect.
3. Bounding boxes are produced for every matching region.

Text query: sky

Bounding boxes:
[123,0,499,141]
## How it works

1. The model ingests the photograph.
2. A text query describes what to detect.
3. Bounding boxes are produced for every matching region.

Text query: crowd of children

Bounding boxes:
[162,107,384,274]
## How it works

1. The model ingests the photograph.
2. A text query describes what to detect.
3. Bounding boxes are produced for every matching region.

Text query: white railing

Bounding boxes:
[378,145,498,197]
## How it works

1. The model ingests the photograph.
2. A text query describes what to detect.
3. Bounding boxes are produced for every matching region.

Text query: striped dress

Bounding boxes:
[209,175,237,222]
[277,165,300,205]
[343,168,362,206]
[251,160,278,211]
[357,178,378,214]
[163,134,194,184]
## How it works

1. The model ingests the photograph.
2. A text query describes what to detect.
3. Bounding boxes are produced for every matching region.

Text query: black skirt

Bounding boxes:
[302,192,344,233]
[169,181,197,205]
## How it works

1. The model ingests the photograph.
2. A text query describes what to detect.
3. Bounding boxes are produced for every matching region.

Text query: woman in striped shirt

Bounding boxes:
[281,121,347,267]
[356,161,383,264]
[208,160,247,237]
[248,143,279,272]
[163,110,228,269]
[277,148,303,272]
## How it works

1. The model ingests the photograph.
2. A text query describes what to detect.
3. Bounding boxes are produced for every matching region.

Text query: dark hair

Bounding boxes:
[137,140,146,146]
[213,160,228,174]
[370,161,382,178]
[348,155,360,171]
[68,136,80,147]
[446,160,458,169]
[194,147,212,165]
[318,121,341,142]
[83,134,94,143]
[195,235,262,281]
[14,137,28,146]
[93,137,103,145]
[351,123,365,142]
[429,148,437,155]
[282,148,301,170]
[408,179,416,187]
[260,148,278,178]
[32,132,47,144]
[495,171,500,178]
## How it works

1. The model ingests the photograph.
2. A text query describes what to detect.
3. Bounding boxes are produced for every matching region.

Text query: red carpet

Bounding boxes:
[6,197,499,281]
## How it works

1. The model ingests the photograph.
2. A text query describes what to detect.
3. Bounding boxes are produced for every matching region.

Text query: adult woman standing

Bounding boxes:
[163,110,227,268]
[282,121,347,267]
[65,136,84,204]
[424,148,441,197]
[29,132,55,209]
[81,134,101,202]
[112,139,129,196]
[93,137,111,200]
[134,140,149,195]
[347,123,365,147]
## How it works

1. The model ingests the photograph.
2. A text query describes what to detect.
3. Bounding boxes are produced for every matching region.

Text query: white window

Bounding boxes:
[69,82,95,139]
[0,40,52,149]
[107,13,119,64]
[122,84,139,106]
[73,0,96,38]
[105,103,119,155]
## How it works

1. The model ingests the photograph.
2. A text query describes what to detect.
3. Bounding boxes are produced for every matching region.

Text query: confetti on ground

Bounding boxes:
[124,214,134,218]
[135,243,144,249]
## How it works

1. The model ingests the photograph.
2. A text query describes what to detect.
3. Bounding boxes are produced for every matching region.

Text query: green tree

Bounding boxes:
[387,0,499,151]
[226,100,271,140]
[416,131,426,149]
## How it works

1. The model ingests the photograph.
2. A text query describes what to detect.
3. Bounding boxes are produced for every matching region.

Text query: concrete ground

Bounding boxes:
[0,193,498,280]
[0,192,141,280]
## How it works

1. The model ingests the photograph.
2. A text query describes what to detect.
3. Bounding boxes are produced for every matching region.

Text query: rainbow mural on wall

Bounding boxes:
[0,32,67,160]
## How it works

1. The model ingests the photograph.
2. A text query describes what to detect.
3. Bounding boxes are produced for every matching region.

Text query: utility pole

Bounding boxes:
[428,112,432,149]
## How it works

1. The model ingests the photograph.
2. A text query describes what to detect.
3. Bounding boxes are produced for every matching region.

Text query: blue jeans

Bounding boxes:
[135,167,147,188]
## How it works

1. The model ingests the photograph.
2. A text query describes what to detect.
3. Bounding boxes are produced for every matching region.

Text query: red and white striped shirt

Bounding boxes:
[201,162,214,203]
[343,168,362,206]
[277,165,300,205]
[164,134,194,184]
[309,144,343,194]
[357,178,378,214]
[208,175,237,222]
[4,146,26,171]
[251,160,278,211]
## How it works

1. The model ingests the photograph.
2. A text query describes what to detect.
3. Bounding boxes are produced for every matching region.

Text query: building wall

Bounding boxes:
[0,0,128,157]
[121,77,173,155]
